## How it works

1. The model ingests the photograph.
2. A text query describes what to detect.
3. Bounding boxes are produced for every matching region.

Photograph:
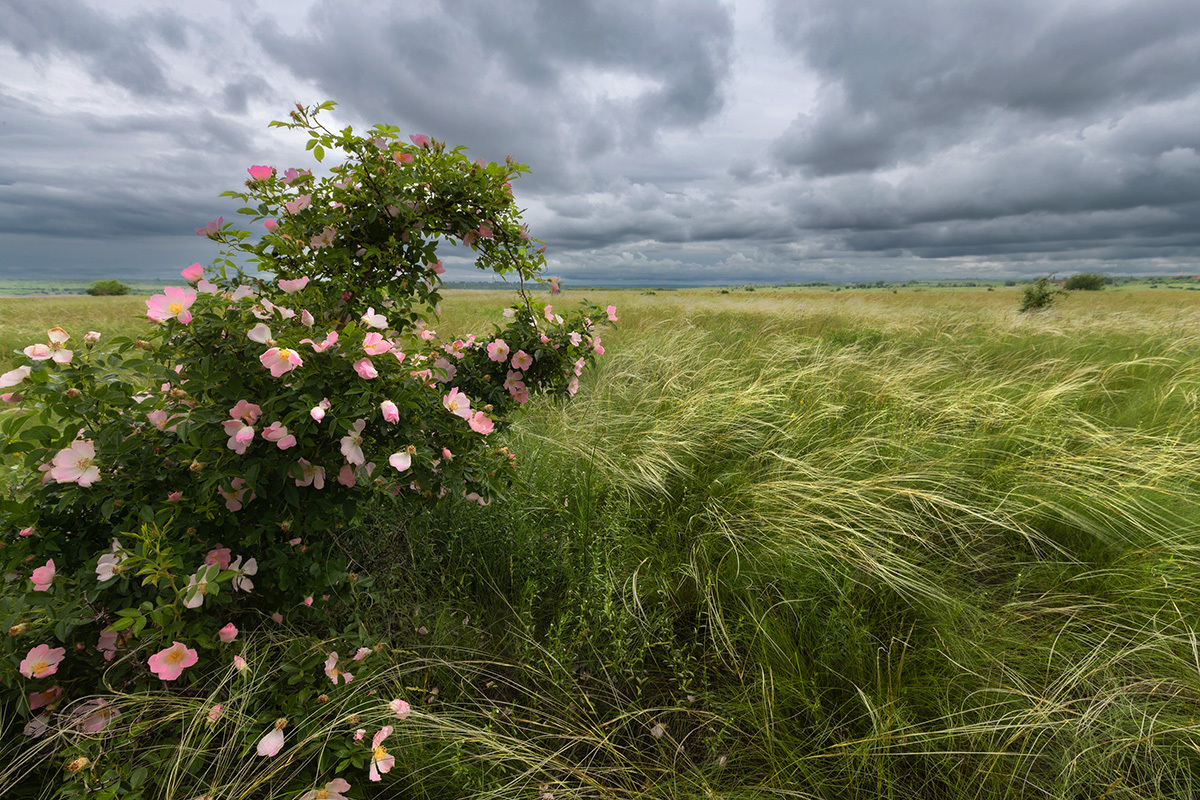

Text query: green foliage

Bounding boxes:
[1019,274,1065,312]
[85,279,130,296]
[1063,271,1108,290]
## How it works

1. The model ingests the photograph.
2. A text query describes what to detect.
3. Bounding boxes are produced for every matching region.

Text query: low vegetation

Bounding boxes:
[5,285,1200,798]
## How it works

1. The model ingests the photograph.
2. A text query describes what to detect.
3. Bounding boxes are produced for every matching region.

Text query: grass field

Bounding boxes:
[6,284,1200,797]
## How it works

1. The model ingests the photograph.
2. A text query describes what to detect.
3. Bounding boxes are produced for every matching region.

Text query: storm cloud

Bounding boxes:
[1,0,1198,284]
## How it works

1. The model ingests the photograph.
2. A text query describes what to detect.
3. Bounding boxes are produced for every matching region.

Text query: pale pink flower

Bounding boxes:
[219,623,238,643]
[229,556,258,592]
[222,420,255,454]
[544,305,555,322]
[96,631,118,661]
[83,330,101,344]
[278,276,309,293]
[362,332,392,356]
[296,458,326,489]
[148,641,198,681]
[204,547,232,570]
[429,259,445,274]
[264,218,280,232]
[20,644,66,679]
[310,226,336,249]
[257,726,285,757]
[248,165,273,181]
[300,779,352,800]
[234,655,249,673]
[468,412,495,435]
[594,336,604,355]
[167,490,182,502]
[568,376,580,397]
[96,544,127,581]
[262,421,297,449]
[207,703,224,722]
[196,216,223,237]
[548,277,561,294]
[146,286,197,324]
[218,477,254,512]
[337,464,357,487]
[310,405,327,422]
[486,339,510,362]
[389,698,411,720]
[302,330,339,352]
[29,685,62,710]
[72,698,121,733]
[511,350,533,370]
[284,195,311,214]
[197,279,220,294]
[230,285,256,302]
[607,305,618,322]
[410,133,431,147]
[300,309,315,326]
[361,307,388,329]
[271,612,284,623]
[353,358,378,379]
[394,151,414,165]
[569,332,582,346]
[380,399,399,423]
[388,451,412,473]
[324,652,354,685]
[513,387,530,404]
[504,371,525,393]
[354,647,372,661]
[341,419,367,464]
[247,323,272,344]
[0,365,30,389]
[181,263,204,281]
[354,729,366,741]
[30,559,55,591]
[260,347,303,377]
[51,440,100,486]
[303,596,313,606]
[369,726,396,781]
[574,357,586,376]
[25,327,73,364]
[183,564,219,609]
[19,527,34,537]
[442,387,472,419]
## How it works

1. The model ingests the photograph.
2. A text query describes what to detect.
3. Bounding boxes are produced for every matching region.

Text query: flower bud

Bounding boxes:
[484,404,494,413]
[186,527,198,537]
[169,388,187,399]
[189,460,204,472]
[405,444,416,455]
[347,713,361,725]
[8,622,29,636]
[317,694,330,704]
[83,331,101,345]
[64,388,81,399]
[279,520,292,533]
[64,756,91,773]
[134,339,151,350]
[274,717,289,730]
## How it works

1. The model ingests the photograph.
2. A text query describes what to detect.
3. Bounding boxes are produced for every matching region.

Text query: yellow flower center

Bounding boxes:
[168,302,183,314]
[165,649,185,665]
[76,457,92,470]
[316,792,329,800]
[278,348,292,360]
[31,660,49,676]
[373,745,388,760]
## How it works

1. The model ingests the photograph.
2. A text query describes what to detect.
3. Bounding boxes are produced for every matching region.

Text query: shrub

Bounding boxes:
[1019,275,1065,312]
[85,279,130,296]
[1063,272,1107,291]
[0,101,614,796]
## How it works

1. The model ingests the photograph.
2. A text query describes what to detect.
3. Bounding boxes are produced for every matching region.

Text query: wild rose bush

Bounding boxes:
[0,102,613,796]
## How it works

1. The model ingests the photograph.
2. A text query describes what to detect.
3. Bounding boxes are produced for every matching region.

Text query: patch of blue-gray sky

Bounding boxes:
[0,0,1198,285]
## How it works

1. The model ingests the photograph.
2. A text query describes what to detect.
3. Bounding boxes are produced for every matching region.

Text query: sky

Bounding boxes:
[2,0,1199,286]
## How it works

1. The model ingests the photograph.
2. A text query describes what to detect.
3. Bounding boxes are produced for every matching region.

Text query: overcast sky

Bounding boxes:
[2,0,1199,286]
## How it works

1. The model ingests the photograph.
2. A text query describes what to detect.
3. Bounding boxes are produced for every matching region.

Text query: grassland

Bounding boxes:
[7,285,1200,797]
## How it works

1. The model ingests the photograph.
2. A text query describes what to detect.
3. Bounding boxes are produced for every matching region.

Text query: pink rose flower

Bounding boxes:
[146,286,197,324]
[260,347,303,377]
[30,559,55,591]
[278,276,309,294]
[219,623,238,643]
[353,358,378,379]
[148,641,198,681]
[468,411,495,435]
[247,165,273,181]
[51,440,100,486]
[486,339,510,362]
[181,263,204,281]
[380,399,399,423]
[20,644,66,679]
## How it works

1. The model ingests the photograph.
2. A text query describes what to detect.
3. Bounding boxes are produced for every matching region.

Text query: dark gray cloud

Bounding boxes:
[1,0,1199,285]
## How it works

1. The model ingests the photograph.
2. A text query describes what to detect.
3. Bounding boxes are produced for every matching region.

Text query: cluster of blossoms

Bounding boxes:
[0,102,614,794]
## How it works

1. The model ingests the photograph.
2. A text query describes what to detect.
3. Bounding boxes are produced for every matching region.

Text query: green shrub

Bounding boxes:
[1063,272,1107,291]
[85,279,130,296]
[1019,276,1065,312]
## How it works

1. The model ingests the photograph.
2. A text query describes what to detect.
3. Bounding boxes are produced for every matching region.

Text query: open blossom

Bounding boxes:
[511,350,533,370]
[442,387,472,419]
[181,263,204,281]
[257,724,286,757]
[361,307,388,329]
[96,631,118,661]
[51,440,101,486]
[388,451,412,472]
[183,564,220,609]
[296,458,327,489]
[389,698,411,720]
[146,287,197,324]
[300,779,352,800]
[607,305,619,322]
[222,420,255,454]
[148,641,198,681]
[262,421,297,449]
[195,216,223,237]
[302,330,339,352]
[20,644,66,679]
[247,323,272,343]
[31,559,55,591]
[324,652,354,685]
[229,555,258,592]
[1,365,31,389]
[486,339,510,362]
[363,332,393,356]
[218,477,254,512]
[261,347,303,377]
[248,165,273,181]
[310,398,331,421]
[548,277,561,294]
[96,539,128,581]
[71,698,121,734]
[340,419,367,465]
[353,358,378,379]
[310,226,337,249]
[468,411,495,435]
[29,685,63,710]
[284,194,311,214]
[369,726,396,781]
[410,133,430,147]
[24,327,73,364]
[278,276,310,294]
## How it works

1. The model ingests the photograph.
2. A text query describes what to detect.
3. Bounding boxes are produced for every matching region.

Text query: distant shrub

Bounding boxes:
[1063,272,1107,291]
[86,279,130,296]
[745,286,756,292]
[1004,280,1017,287]
[1020,276,1065,312]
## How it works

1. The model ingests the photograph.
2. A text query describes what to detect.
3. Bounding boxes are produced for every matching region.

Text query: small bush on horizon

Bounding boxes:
[1019,275,1065,312]
[1063,272,1108,290]
[85,279,130,296]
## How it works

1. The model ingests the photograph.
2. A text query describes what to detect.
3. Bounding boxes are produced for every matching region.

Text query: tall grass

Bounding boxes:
[9,286,1200,798]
